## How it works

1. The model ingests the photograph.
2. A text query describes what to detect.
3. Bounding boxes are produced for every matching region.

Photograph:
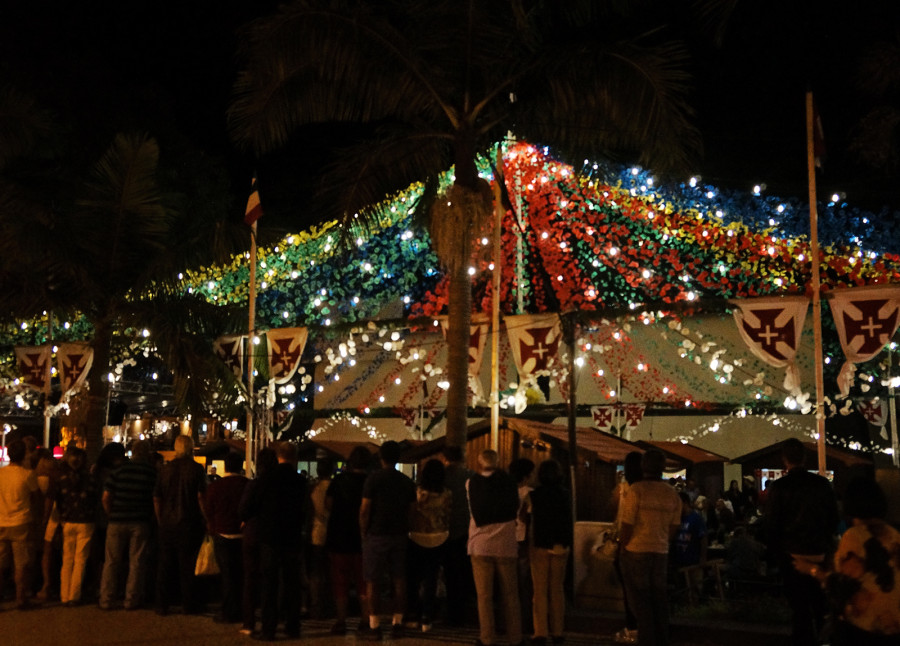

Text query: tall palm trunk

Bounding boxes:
[445,238,473,453]
[442,135,482,455]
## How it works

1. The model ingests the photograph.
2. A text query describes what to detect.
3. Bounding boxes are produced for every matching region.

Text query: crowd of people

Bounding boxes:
[0,436,575,645]
[609,440,900,646]
[1,434,899,646]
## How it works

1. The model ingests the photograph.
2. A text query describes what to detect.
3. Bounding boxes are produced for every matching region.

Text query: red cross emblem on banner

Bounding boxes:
[592,406,613,428]
[857,400,886,426]
[61,353,87,386]
[624,404,646,428]
[19,352,48,388]
[519,326,559,371]
[842,299,899,354]
[271,338,302,379]
[740,308,796,361]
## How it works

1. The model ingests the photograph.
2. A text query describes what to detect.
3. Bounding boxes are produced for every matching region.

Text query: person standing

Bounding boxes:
[527,459,573,646]
[54,447,101,606]
[238,446,278,637]
[35,448,62,602]
[204,451,249,624]
[438,445,473,627]
[0,439,40,609]
[325,446,371,635]
[308,457,333,619]
[99,439,158,610]
[153,434,207,616]
[359,440,417,640]
[509,457,535,635]
[613,451,643,645]
[467,449,522,646]
[767,438,839,646]
[793,476,900,645]
[406,458,452,632]
[242,441,308,641]
[618,449,682,646]
[671,491,708,602]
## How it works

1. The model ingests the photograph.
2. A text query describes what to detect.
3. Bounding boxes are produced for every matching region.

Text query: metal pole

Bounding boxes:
[806,91,828,475]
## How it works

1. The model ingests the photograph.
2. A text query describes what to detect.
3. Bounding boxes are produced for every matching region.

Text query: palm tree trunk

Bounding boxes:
[444,135,479,455]
[445,253,473,454]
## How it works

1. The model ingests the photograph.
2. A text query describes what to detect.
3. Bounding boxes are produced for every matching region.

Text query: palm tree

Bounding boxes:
[0,89,248,460]
[228,0,700,452]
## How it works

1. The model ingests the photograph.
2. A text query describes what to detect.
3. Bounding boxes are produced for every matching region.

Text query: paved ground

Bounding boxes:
[4,600,791,646]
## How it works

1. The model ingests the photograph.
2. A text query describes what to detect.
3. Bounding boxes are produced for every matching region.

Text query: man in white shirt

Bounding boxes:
[0,439,40,609]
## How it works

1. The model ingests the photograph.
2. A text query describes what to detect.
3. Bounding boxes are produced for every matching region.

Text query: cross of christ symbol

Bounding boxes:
[272,338,302,376]
[843,299,898,354]
[593,407,612,425]
[740,308,794,361]
[519,326,558,368]
[62,353,85,384]
[23,352,46,383]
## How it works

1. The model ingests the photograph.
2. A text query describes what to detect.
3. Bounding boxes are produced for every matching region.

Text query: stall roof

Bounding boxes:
[637,440,728,465]
[503,418,641,465]
[729,440,872,468]
[400,416,644,465]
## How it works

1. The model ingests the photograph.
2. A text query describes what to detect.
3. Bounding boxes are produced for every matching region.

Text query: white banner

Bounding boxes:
[505,313,561,381]
[624,403,646,429]
[829,286,900,397]
[58,342,93,397]
[266,327,308,385]
[730,296,808,395]
[439,314,490,402]
[857,399,887,427]
[14,345,51,393]
[214,334,245,378]
[591,405,614,433]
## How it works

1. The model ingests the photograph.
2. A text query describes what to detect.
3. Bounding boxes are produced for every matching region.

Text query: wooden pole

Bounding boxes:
[490,145,504,452]
[806,91,828,475]
[43,313,53,448]
[563,313,578,519]
[246,221,257,475]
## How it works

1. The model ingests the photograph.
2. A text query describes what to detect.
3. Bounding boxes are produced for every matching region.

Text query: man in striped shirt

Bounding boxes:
[98,440,158,610]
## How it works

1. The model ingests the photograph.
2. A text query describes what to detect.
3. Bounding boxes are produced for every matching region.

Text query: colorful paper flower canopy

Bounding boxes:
[2,141,898,412]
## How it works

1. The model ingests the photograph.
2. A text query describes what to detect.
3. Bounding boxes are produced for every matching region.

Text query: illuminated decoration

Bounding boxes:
[57,342,93,397]
[828,286,900,396]
[213,334,245,378]
[0,142,898,451]
[14,346,51,392]
[857,399,887,426]
[731,296,808,396]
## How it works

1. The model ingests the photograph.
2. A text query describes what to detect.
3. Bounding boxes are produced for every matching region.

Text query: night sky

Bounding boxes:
[3,0,900,222]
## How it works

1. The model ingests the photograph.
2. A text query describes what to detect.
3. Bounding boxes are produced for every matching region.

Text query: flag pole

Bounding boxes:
[246,220,257,475]
[806,90,828,475]
[43,313,53,448]
[490,144,505,452]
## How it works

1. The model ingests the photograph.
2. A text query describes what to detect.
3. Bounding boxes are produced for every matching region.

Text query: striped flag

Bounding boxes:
[244,175,263,226]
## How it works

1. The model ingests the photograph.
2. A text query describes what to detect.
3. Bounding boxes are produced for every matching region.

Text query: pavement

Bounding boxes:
[3,600,792,646]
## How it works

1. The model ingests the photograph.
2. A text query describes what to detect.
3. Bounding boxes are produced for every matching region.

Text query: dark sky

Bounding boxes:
[2,0,899,218]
